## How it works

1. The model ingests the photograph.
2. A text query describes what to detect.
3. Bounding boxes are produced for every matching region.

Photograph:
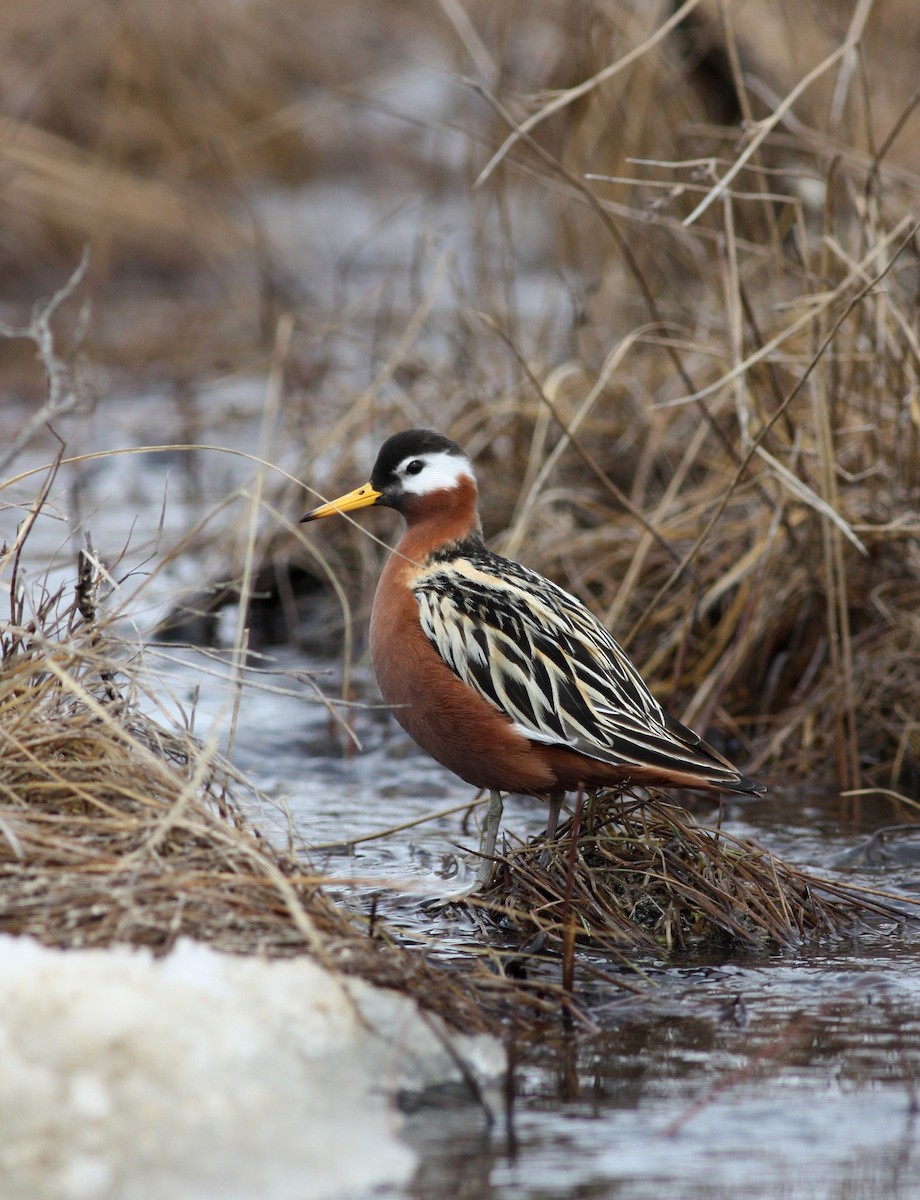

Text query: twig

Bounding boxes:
[0,248,91,477]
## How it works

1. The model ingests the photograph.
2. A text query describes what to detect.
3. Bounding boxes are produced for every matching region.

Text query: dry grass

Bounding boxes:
[272,0,920,798]
[2,0,908,790]
[0,0,436,373]
[2,1,920,1028]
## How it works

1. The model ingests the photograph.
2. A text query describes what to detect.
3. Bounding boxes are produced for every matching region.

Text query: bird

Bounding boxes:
[301,428,764,887]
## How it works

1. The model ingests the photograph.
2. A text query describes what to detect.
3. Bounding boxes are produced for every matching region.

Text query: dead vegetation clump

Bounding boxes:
[482,794,903,956]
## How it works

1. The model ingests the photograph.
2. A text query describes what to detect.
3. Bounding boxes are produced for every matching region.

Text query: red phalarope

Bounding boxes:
[302,429,764,887]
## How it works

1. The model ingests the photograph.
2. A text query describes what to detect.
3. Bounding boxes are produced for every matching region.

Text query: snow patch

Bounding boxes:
[0,935,502,1200]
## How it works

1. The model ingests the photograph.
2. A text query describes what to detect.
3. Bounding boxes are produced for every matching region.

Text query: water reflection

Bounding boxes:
[400,954,920,1199]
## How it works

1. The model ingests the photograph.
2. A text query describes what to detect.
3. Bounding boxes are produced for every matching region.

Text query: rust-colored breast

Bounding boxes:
[367,507,734,800]
[369,537,558,794]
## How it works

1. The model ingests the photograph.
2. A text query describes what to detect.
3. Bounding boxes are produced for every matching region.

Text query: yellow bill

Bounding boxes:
[300,482,382,522]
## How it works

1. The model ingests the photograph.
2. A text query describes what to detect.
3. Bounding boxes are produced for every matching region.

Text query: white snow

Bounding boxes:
[0,934,502,1200]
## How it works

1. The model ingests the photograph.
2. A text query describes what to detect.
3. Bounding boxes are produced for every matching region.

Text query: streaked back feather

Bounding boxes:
[412,539,746,787]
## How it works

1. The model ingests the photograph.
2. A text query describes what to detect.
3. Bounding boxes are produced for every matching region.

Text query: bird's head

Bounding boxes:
[301,429,478,525]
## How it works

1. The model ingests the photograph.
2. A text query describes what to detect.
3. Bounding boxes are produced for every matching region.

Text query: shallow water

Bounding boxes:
[396,933,920,1199]
[153,638,920,1200]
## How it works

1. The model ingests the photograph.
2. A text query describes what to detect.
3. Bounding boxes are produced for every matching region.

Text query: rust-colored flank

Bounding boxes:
[302,429,764,886]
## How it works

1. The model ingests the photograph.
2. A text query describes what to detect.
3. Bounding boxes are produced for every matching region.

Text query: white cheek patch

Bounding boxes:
[398,451,475,496]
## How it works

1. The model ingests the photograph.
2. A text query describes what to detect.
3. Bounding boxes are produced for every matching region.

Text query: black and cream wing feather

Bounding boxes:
[412,541,750,787]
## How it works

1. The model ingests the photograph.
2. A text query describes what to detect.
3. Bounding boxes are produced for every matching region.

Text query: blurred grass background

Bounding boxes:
[2,0,919,797]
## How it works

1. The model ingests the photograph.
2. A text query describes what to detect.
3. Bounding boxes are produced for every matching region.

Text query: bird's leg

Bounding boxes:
[537,790,566,868]
[476,789,504,890]
[545,790,565,843]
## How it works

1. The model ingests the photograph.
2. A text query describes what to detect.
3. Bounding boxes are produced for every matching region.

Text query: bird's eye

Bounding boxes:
[405,459,424,476]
